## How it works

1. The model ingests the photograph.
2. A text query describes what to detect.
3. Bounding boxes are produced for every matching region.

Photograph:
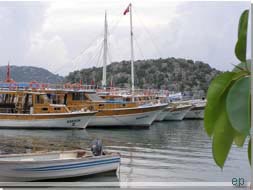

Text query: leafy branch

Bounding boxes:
[204,10,250,168]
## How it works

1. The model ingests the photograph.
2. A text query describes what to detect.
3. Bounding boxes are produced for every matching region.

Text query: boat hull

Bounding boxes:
[88,104,167,127]
[0,112,96,129]
[0,155,120,181]
[164,106,192,121]
[155,111,168,121]
[184,106,205,119]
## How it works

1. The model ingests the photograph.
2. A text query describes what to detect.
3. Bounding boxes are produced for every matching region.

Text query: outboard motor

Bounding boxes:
[91,139,103,156]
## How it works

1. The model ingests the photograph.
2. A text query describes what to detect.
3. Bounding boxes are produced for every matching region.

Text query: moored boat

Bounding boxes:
[184,100,206,119]
[0,149,120,181]
[89,103,167,127]
[44,89,167,127]
[0,90,96,129]
[163,104,192,121]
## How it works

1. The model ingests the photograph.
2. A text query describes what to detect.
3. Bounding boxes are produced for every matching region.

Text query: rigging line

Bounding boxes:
[107,40,113,65]
[71,30,104,64]
[107,46,113,66]
[133,35,145,60]
[82,39,104,70]
[108,14,124,35]
[133,9,163,58]
[95,42,104,68]
[55,34,104,75]
[74,38,104,71]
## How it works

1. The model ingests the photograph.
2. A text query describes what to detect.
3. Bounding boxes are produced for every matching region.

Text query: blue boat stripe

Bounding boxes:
[16,160,120,172]
[16,158,120,172]
[20,157,119,170]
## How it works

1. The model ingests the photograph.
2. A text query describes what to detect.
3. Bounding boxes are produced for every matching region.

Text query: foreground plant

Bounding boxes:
[204,10,250,168]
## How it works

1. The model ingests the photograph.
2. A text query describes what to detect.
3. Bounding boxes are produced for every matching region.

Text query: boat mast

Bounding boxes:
[102,11,108,88]
[129,3,135,95]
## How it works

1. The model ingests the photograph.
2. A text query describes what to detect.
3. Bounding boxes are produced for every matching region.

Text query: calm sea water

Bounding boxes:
[0,120,250,183]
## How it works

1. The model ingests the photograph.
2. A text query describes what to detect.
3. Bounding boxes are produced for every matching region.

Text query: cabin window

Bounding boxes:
[122,104,126,107]
[99,104,104,107]
[72,92,87,101]
[41,108,48,111]
[54,107,61,111]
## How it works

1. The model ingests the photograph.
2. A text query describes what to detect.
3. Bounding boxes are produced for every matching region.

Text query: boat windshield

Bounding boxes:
[86,93,105,102]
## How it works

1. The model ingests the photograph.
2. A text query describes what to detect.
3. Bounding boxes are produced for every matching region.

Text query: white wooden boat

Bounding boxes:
[0,150,120,181]
[0,91,97,129]
[155,111,168,121]
[88,103,167,127]
[163,104,192,121]
[184,101,206,119]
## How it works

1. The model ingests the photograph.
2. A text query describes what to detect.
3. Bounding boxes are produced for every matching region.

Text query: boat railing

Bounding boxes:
[0,82,96,92]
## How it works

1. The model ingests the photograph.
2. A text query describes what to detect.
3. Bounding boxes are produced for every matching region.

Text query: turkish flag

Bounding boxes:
[123,4,131,15]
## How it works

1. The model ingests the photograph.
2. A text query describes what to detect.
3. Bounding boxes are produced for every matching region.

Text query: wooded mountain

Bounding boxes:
[65,57,221,92]
[0,65,64,83]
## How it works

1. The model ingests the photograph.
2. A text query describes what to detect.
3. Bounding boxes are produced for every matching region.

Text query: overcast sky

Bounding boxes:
[0,1,250,76]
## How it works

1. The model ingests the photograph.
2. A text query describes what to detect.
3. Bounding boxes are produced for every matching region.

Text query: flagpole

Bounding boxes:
[129,3,135,99]
[102,11,108,89]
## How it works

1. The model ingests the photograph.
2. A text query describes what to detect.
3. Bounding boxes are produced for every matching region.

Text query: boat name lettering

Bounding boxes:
[67,119,81,123]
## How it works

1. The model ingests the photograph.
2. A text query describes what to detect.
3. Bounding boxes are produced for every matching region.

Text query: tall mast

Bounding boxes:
[102,11,108,88]
[129,3,135,94]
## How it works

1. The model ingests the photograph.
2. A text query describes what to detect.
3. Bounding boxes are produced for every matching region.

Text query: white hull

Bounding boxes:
[88,110,161,127]
[155,111,168,121]
[0,152,120,181]
[0,113,96,129]
[184,108,204,119]
[164,107,191,121]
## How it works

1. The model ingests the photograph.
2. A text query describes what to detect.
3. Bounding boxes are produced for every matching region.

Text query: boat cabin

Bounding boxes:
[44,90,137,112]
[0,91,69,114]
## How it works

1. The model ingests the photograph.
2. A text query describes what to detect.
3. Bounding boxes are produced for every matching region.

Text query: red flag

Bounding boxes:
[123,3,131,15]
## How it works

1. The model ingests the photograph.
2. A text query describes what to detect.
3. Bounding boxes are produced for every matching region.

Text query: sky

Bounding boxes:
[0,1,250,76]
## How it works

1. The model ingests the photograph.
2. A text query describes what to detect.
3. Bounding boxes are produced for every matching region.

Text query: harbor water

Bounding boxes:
[0,120,250,182]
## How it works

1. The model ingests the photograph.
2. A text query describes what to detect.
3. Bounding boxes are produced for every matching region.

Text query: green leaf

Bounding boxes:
[226,76,250,135]
[212,96,234,169]
[232,60,251,72]
[233,131,247,147]
[248,139,251,165]
[204,72,236,136]
[235,10,249,62]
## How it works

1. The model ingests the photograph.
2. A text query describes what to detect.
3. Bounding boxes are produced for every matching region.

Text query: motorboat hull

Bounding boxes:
[0,151,120,182]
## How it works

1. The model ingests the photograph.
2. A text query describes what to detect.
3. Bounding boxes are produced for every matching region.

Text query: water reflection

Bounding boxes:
[0,120,250,182]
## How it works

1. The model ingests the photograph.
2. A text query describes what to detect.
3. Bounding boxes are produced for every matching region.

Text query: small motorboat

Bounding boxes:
[0,148,120,181]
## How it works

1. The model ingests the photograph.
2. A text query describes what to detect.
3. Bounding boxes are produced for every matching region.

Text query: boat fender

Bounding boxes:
[91,139,103,156]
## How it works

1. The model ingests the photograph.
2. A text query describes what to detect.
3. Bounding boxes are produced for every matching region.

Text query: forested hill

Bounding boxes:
[65,57,221,92]
[0,65,64,83]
